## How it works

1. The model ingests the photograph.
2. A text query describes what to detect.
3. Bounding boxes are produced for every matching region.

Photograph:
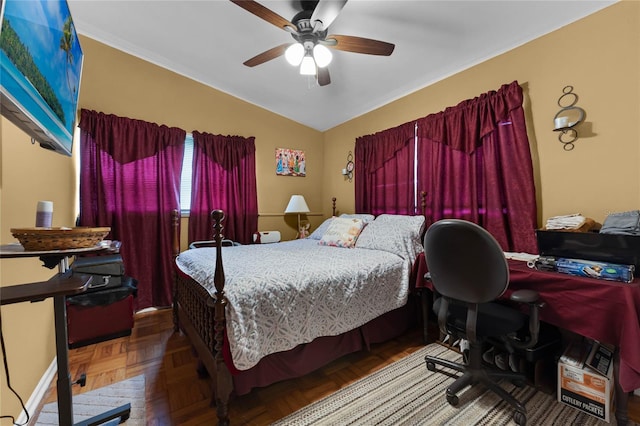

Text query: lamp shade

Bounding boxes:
[284,195,310,214]
[299,55,316,76]
[313,44,332,68]
[285,43,305,66]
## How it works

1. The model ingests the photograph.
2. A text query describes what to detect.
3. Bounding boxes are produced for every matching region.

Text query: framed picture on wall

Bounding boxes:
[275,148,306,177]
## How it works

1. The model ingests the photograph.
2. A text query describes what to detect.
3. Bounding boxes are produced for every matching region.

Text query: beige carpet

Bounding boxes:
[273,345,608,425]
[35,375,145,425]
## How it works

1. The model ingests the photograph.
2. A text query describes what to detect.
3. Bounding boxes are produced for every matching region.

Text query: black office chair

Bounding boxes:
[423,219,543,426]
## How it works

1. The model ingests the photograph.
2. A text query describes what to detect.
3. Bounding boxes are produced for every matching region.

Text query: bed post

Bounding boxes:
[171,209,181,332]
[171,209,181,257]
[418,191,431,344]
[332,197,337,216]
[209,210,233,426]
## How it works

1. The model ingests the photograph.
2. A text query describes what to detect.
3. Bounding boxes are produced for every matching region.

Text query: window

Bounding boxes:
[179,134,194,213]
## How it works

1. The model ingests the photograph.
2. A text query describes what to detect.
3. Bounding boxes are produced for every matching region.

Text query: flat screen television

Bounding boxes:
[0,0,83,156]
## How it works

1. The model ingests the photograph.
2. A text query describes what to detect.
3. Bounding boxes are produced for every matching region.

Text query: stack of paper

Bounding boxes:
[545,214,586,230]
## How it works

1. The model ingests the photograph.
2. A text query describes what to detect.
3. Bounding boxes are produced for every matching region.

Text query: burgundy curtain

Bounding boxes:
[189,131,258,245]
[355,122,416,215]
[416,81,537,253]
[79,109,186,309]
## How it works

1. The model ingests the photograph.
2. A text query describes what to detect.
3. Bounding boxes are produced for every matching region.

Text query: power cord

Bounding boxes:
[0,308,30,426]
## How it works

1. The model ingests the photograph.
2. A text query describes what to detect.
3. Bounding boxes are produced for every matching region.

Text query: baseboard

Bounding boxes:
[16,356,57,424]
[635,388,640,397]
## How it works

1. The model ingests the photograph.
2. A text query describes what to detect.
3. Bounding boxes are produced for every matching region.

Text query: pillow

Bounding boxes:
[340,213,375,223]
[355,214,425,262]
[308,217,334,240]
[318,217,366,248]
[308,215,375,240]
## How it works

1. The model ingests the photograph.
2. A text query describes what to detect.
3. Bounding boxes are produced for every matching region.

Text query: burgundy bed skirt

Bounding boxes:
[232,296,419,395]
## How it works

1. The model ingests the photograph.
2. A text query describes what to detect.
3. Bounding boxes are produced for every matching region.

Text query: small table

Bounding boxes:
[0,243,131,426]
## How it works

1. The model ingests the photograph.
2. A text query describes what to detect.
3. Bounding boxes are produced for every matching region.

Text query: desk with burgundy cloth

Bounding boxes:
[414,253,640,425]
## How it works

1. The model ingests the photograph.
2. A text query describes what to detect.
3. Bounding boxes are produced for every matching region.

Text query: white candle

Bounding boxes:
[36,201,53,228]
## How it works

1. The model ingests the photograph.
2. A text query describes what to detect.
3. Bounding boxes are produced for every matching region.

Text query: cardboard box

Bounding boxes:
[558,340,614,422]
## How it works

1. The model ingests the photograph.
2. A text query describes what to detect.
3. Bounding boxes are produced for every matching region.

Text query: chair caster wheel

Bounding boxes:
[513,410,526,425]
[446,392,459,406]
[426,361,436,372]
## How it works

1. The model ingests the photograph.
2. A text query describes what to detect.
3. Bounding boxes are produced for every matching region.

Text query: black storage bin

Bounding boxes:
[536,230,640,269]
[66,276,137,307]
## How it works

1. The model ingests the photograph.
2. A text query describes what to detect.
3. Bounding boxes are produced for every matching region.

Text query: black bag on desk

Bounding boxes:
[66,276,138,306]
[71,254,125,292]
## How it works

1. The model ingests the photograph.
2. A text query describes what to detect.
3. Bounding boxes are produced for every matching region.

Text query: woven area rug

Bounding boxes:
[273,345,607,425]
[35,375,145,425]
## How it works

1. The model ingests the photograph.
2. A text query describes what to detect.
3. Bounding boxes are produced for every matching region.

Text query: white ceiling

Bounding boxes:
[67,0,615,132]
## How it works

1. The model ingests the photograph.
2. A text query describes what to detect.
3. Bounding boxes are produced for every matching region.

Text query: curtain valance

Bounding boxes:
[192,131,256,170]
[416,81,524,154]
[355,121,415,174]
[79,109,186,163]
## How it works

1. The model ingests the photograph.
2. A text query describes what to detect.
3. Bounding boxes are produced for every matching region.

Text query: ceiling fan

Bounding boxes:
[230,0,395,86]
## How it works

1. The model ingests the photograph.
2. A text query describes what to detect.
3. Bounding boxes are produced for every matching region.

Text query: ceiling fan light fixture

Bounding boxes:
[313,44,332,68]
[299,55,316,76]
[285,43,305,66]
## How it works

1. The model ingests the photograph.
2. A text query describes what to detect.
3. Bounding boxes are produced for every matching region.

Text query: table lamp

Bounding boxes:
[284,195,310,239]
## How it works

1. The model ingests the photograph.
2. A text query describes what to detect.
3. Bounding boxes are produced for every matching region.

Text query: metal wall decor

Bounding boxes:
[341,151,354,182]
[553,85,586,151]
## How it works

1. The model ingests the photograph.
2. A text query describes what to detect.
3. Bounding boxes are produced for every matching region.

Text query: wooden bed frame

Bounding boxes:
[170,196,426,425]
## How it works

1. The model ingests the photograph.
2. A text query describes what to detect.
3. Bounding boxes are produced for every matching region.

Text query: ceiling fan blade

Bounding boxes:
[310,0,348,30]
[317,67,331,86]
[326,34,395,56]
[243,44,290,67]
[230,0,296,32]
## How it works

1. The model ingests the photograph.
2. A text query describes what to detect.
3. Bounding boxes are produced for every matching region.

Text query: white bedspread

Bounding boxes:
[175,239,411,371]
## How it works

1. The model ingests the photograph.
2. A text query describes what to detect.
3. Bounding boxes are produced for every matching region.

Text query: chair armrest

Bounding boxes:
[508,289,545,350]
[509,289,539,304]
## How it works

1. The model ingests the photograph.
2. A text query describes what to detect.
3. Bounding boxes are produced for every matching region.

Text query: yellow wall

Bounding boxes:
[324,1,640,224]
[0,121,77,421]
[1,1,638,421]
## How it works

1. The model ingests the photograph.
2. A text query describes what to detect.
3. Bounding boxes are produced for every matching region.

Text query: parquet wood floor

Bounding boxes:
[31,308,640,425]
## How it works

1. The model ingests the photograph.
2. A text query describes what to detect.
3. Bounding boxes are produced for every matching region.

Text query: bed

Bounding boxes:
[171,200,426,425]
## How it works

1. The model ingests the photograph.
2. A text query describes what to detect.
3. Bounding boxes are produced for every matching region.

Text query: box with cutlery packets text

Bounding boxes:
[558,339,613,422]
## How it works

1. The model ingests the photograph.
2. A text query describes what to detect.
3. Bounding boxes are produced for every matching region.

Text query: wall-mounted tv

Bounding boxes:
[0,0,83,156]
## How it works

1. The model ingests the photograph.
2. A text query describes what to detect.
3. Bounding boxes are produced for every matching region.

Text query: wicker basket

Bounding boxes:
[10,227,111,251]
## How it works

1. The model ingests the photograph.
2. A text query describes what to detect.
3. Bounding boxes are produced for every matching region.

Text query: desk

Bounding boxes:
[415,253,640,425]
[0,244,130,426]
